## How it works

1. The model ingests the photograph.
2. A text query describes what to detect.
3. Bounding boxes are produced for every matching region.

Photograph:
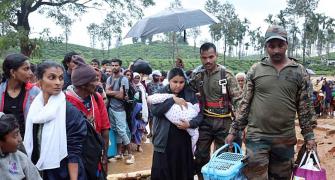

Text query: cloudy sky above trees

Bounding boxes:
[29,0,335,49]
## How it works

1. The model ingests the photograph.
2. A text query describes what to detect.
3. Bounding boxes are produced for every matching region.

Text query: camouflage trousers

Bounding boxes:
[194,117,241,174]
[244,136,297,180]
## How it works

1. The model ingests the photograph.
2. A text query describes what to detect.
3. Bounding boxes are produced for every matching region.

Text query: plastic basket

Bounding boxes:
[201,143,246,180]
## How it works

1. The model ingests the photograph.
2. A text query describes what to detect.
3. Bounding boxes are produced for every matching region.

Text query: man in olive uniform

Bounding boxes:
[190,42,242,179]
[226,25,317,180]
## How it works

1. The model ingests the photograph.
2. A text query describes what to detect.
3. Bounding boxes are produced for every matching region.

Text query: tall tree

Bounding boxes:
[249,27,265,57]
[287,18,300,57]
[87,23,100,56]
[235,18,249,59]
[286,0,319,63]
[205,0,239,63]
[276,10,288,29]
[304,13,320,56]
[188,27,201,58]
[324,18,335,58]
[248,28,258,51]
[0,0,154,56]
[164,0,183,60]
[99,10,126,56]
[264,14,275,25]
[315,14,327,56]
[55,12,73,52]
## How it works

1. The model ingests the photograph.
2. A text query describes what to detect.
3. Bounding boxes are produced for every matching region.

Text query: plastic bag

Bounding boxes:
[300,155,319,171]
[292,150,327,180]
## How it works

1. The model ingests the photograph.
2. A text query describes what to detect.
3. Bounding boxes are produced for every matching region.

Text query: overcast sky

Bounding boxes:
[29,0,335,49]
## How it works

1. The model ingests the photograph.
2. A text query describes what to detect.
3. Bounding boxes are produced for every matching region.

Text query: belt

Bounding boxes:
[204,109,231,118]
[205,107,229,114]
[205,98,225,108]
[205,101,224,108]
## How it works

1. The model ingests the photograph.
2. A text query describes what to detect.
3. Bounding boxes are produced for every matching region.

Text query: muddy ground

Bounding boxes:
[296,117,335,179]
[107,118,335,179]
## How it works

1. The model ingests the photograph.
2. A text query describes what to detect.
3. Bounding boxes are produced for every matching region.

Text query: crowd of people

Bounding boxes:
[312,77,335,118]
[0,25,318,180]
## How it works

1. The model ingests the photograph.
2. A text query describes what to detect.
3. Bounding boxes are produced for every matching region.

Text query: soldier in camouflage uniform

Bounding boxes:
[226,25,317,180]
[190,43,242,179]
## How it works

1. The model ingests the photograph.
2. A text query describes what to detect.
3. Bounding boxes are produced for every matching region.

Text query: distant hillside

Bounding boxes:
[1,41,335,75]
[33,41,202,61]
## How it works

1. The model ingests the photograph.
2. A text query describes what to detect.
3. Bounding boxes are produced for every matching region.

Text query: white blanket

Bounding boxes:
[24,92,67,170]
[148,93,199,153]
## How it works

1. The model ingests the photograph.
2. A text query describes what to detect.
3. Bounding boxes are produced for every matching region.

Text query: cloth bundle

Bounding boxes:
[148,93,199,153]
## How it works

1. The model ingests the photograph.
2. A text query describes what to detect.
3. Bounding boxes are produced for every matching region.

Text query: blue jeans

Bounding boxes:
[108,108,130,145]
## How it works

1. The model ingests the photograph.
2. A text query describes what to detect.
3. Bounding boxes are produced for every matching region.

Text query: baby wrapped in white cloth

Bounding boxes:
[148,93,199,153]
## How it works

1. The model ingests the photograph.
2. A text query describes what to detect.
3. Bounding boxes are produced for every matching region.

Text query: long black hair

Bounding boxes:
[168,67,186,81]
[0,113,19,141]
[2,53,29,82]
[36,61,64,80]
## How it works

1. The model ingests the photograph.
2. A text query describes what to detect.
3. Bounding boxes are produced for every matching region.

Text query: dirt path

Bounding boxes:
[107,142,153,178]
[107,118,335,179]
[296,118,335,179]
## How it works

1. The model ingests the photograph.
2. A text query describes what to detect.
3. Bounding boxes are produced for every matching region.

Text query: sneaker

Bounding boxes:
[125,155,135,164]
[123,150,129,156]
[137,146,143,152]
[114,154,124,160]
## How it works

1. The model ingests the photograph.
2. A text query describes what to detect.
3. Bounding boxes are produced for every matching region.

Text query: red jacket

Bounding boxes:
[66,91,110,133]
[0,82,40,120]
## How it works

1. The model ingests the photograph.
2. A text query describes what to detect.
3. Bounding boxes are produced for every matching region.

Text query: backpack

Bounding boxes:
[106,76,135,112]
[67,95,107,180]
[82,119,106,180]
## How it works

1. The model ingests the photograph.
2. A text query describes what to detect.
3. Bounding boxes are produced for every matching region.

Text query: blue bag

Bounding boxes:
[107,129,117,157]
[201,143,247,180]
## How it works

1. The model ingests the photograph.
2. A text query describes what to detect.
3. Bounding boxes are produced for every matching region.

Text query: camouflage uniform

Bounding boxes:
[190,65,242,175]
[229,58,316,180]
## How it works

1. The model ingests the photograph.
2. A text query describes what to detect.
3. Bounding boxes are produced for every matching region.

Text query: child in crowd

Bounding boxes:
[316,92,325,117]
[147,93,199,153]
[0,113,41,180]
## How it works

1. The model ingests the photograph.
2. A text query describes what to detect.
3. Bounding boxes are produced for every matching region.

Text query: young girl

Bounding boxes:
[0,113,41,180]
[148,93,199,153]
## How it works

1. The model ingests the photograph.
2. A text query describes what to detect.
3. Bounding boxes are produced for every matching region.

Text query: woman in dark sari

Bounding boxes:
[151,68,203,180]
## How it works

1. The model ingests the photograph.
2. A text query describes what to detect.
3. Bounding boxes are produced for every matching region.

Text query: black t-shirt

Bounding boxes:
[4,85,26,137]
[83,96,92,111]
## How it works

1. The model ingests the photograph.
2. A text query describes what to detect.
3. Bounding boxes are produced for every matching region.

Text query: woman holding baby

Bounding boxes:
[150,68,203,180]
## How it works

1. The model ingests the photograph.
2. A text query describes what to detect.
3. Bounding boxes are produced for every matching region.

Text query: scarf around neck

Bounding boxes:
[24,91,67,170]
